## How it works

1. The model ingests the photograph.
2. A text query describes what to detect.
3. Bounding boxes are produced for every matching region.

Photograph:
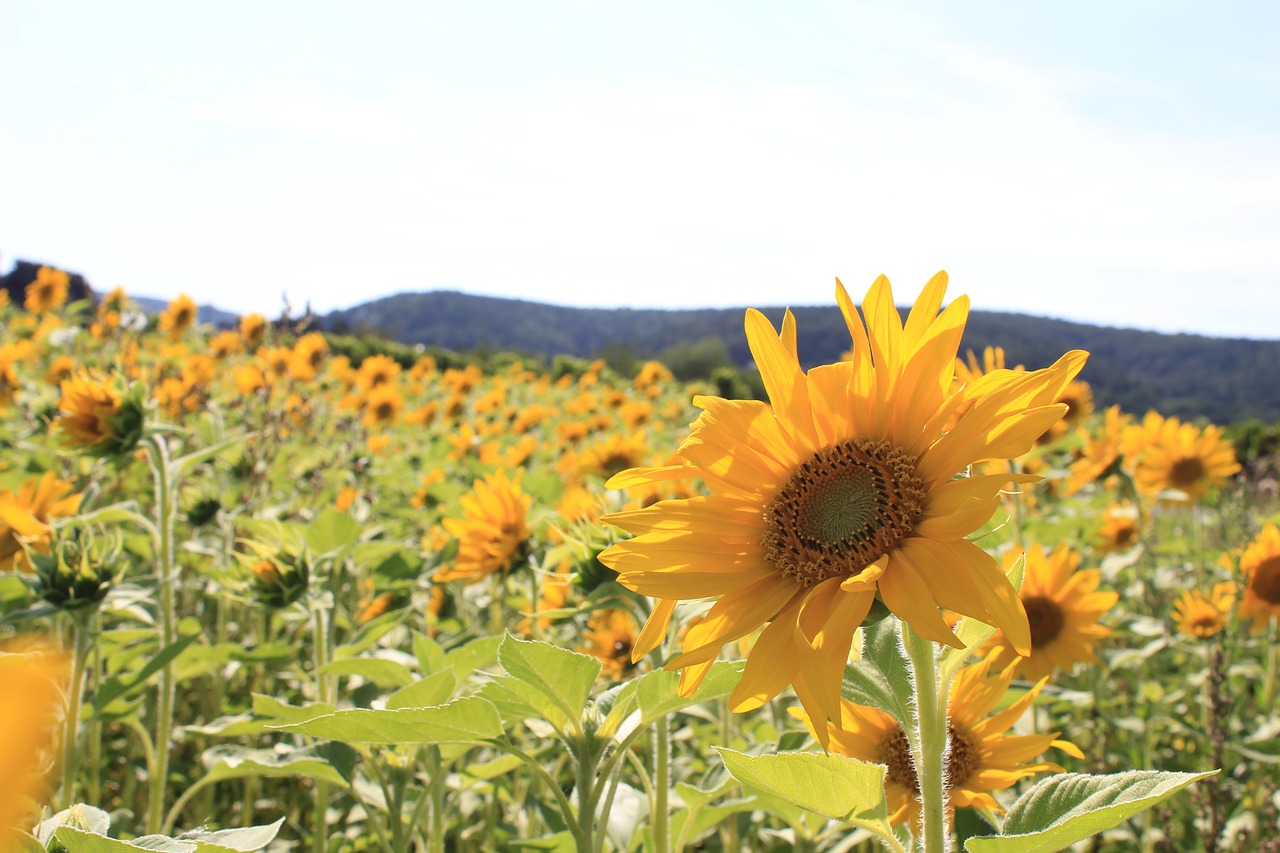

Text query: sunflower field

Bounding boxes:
[1,270,1278,853]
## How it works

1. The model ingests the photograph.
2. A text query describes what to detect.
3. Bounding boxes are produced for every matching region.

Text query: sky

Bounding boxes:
[2,1,1277,339]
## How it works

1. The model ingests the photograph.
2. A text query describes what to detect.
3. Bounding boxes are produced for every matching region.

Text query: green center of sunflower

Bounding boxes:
[1251,556,1280,605]
[1169,456,1206,488]
[878,723,977,794]
[1023,595,1065,647]
[763,439,925,588]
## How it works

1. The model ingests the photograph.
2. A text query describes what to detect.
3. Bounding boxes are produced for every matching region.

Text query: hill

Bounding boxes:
[322,290,1280,425]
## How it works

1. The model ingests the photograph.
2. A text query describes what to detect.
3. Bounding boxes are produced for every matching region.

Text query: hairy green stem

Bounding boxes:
[312,601,333,853]
[144,435,177,835]
[60,613,92,808]
[903,625,950,853]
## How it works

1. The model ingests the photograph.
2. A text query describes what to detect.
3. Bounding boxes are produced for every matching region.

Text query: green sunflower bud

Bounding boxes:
[248,550,311,609]
[32,528,116,611]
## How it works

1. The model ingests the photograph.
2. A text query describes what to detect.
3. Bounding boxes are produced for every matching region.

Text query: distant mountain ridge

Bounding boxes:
[322,290,1280,424]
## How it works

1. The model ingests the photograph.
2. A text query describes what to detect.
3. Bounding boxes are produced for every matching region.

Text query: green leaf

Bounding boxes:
[304,508,362,555]
[199,744,355,787]
[444,634,502,678]
[843,619,913,726]
[177,818,284,851]
[413,632,447,675]
[716,747,888,824]
[599,662,744,739]
[171,432,249,477]
[386,669,458,709]
[318,657,416,688]
[0,829,45,853]
[964,770,1217,853]
[497,634,600,734]
[54,828,195,853]
[251,694,338,723]
[270,695,503,744]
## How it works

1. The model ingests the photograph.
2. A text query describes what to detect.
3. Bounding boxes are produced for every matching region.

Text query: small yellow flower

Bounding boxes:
[24,266,70,314]
[581,609,643,680]
[158,294,198,340]
[1096,501,1141,554]
[1172,583,1236,639]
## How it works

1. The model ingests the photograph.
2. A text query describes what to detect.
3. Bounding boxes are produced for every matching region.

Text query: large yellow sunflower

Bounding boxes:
[1171,582,1235,640]
[983,542,1117,681]
[1238,523,1280,630]
[1126,411,1240,503]
[794,657,1081,825]
[599,274,1086,734]
[436,469,532,585]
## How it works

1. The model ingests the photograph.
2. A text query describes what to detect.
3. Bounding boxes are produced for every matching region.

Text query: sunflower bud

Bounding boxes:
[55,373,147,458]
[32,529,116,611]
[248,551,310,609]
[574,548,619,594]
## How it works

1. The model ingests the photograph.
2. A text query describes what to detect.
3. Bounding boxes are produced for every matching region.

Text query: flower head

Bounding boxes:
[55,372,146,457]
[0,637,69,838]
[1239,523,1280,630]
[983,542,1117,681]
[0,472,83,572]
[794,657,1081,825]
[24,266,70,314]
[436,469,532,584]
[1172,582,1236,639]
[581,609,643,680]
[1126,412,1240,503]
[158,294,198,340]
[599,274,1087,737]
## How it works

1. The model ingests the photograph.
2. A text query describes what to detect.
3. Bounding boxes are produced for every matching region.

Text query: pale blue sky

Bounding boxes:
[3,1,1277,338]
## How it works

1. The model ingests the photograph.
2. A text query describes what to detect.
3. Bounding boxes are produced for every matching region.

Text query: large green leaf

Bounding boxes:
[198,744,355,787]
[444,634,502,678]
[843,619,913,726]
[318,657,416,688]
[599,662,743,739]
[387,669,458,709]
[964,770,1216,853]
[54,828,196,853]
[497,635,600,734]
[412,632,447,675]
[716,747,888,824]
[304,508,362,555]
[270,695,503,744]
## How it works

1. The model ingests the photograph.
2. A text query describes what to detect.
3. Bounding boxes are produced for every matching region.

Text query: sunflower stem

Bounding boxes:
[903,624,951,853]
[1264,616,1278,711]
[143,434,178,835]
[653,715,670,853]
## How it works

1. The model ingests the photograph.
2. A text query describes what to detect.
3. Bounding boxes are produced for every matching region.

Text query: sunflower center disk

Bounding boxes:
[1023,595,1066,647]
[763,439,926,588]
[1170,456,1207,488]
[1252,557,1280,605]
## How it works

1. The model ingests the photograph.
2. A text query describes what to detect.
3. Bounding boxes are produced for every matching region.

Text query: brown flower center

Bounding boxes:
[1251,556,1280,606]
[762,439,925,588]
[1023,595,1065,647]
[877,723,979,794]
[1169,456,1206,489]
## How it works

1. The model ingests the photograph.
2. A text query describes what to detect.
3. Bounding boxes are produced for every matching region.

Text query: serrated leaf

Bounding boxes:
[318,657,415,688]
[199,744,355,787]
[413,632,447,675]
[250,695,337,723]
[717,747,888,823]
[387,669,458,709]
[176,817,284,851]
[270,695,503,744]
[444,634,502,678]
[843,619,913,726]
[497,635,600,734]
[964,770,1216,853]
[304,508,362,555]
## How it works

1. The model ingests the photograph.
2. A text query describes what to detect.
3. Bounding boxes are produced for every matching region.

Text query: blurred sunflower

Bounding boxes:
[23,266,69,314]
[576,432,650,481]
[582,609,642,680]
[0,472,82,572]
[1040,379,1094,443]
[1095,501,1141,554]
[158,294,198,340]
[983,542,1117,681]
[1127,412,1240,503]
[362,384,404,430]
[1064,406,1131,496]
[0,341,34,408]
[55,372,146,457]
[357,354,402,391]
[208,330,242,360]
[793,657,1080,826]
[436,469,532,584]
[289,332,330,381]
[599,274,1086,736]
[1238,523,1280,630]
[1171,582,1236,639]
[240,312,268,348]
[0,637,69,838]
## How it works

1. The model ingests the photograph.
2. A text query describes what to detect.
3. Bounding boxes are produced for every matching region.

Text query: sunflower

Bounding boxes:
[1171,582,1236,639]
[1127,412,1240,503]
[436,469,532,584]
[1063,406,1131,496]
[55,372,146,457]
[0,341,34,408]
[1238,523,1280,630]
[23,266,70,314]
[1040,379,1094,444]
[582,609,643,680]
[357,354,402,392]
[0,473,83,572]
[794,657,1081,826]
[575,432,651,481]
[1095,501,1141,554]
[158,294,198,339]
[362,384,405,430]
[599,274,1087,736]
[0,637,69,835]
[240,312,268,349]
[983,542,1117,681]
[289,332,330,381]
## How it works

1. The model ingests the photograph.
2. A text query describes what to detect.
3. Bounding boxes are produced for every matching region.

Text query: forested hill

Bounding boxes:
[322,290,1280,424]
